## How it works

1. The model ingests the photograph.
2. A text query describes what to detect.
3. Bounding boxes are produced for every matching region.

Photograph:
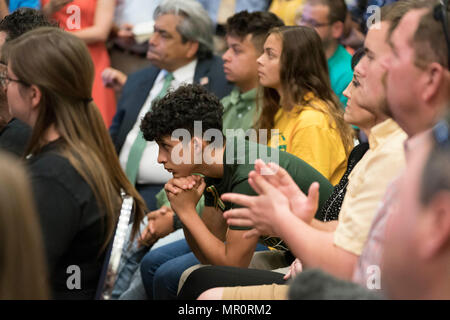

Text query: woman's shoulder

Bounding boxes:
[27,147,93,205]
[293,94,336,127]
[295,105,330,128]
[28,149,72,176]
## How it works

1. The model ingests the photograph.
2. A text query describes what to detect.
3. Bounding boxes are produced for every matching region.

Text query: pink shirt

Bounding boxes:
[352,129,431,290]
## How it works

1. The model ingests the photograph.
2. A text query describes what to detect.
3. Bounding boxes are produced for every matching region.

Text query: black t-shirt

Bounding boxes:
[0,118,31,157]
[27,140,106,300]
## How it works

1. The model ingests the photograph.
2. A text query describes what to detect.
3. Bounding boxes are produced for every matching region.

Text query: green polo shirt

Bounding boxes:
[204,138,333,251]
[222,87,259,134]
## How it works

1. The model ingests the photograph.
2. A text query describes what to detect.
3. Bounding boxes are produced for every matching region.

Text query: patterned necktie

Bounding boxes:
[125,72,174,185]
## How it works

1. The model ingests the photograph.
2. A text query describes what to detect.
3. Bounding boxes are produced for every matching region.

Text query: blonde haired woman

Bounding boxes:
[2,27,146,299]
[0,152,49,300]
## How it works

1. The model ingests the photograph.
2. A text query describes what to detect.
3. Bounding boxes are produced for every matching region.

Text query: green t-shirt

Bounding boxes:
[328,44,353,108]
[156,87,260,215]
[204,138,334,251]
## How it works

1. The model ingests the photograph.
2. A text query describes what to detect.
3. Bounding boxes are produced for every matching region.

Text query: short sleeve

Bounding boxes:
[334,146,405,255]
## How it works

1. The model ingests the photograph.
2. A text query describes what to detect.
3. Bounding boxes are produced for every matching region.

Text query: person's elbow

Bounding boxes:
[95,29,110,43]
[330,247,359,281]
[221,250,254,269]
[87,25,112,43]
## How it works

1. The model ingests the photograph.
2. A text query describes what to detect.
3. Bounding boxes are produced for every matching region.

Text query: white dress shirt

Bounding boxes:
[119,59,198,184]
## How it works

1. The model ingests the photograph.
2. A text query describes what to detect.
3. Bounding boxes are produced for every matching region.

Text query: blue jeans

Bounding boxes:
[112,229,186,300]
[110,220,149,300]
[140,239,269,300]
[140,239,198,300]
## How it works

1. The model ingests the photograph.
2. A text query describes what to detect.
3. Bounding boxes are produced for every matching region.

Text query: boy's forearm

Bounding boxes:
[179,207,228,265]
[182,225,208,264]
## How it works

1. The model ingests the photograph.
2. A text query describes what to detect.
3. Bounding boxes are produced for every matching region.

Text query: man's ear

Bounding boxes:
[29,84,42,110]
[421,62,444,103]
[419,191,450,260]
[331,21,345,40]
[186,41,199,59]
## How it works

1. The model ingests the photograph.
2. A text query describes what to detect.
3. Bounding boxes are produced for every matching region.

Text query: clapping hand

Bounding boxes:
[222,159,320,239]
[283,258,303,280]
[253,160,319,224]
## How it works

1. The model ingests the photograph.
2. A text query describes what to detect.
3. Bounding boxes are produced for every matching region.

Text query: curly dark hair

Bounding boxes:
[0,8,57,41]
[226,11,284,52]
[140,84,223,142]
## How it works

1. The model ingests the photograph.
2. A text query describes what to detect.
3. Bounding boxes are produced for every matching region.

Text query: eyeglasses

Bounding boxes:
[0,75,30,87]
[297,16,331,28]
[0,61,30,87]
[434,0,450,69]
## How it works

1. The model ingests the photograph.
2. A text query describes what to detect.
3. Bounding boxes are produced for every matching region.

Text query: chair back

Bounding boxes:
[95,189,134,300]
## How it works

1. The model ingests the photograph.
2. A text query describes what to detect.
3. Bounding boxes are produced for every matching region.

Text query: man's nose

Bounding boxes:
[149,32,159,47]
[222,48,231,62]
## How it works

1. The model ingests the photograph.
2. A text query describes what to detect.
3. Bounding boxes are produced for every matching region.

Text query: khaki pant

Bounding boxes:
[222,284,289,300]
[177,250,290,296]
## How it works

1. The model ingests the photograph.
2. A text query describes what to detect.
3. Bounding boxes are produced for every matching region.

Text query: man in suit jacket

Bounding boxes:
[108,0,233,211]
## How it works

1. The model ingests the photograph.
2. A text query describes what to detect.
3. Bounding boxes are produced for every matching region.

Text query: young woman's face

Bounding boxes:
[5,65,34,126]
[256,33,282,91]
[343,72,376,131]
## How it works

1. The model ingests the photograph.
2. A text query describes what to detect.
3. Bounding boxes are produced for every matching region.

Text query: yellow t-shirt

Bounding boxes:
[269,0,304,26]
[269,93,348,185]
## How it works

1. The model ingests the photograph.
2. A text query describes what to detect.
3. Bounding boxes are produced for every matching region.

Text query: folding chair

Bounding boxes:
[95,189,134,300]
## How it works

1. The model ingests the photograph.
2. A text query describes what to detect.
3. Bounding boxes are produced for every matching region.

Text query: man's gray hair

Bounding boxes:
[154,0,214,59]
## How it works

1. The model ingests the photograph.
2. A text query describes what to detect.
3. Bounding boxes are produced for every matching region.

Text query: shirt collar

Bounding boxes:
[241,87,257,101]
[403,129,432,163]
[162,59,198,84]
[368,118,404,150]
[327,44,344,64]
[230,87,257,102]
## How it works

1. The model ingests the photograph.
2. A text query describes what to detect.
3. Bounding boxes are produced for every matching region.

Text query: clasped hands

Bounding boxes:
[164,175,206,218]
[138,175,205,247]
[138,205,174,248]
[222,159,320,240]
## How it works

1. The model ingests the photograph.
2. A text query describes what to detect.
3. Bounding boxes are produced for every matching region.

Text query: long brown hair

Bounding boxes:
[0,152,49,299]
[256,26,354,154]
[3,27,146,253]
